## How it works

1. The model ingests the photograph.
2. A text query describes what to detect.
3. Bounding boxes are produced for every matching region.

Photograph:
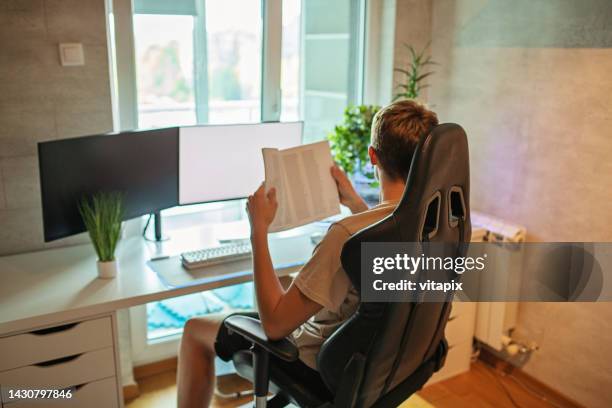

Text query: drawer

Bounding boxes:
[449,301,475,320]
[5,377,119,408]
[0,317,113,371]
[445,310,475,346]
[0,348,116,390]
[427,340,472,385]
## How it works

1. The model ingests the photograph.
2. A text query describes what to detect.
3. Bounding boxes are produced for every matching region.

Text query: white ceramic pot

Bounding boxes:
[97,260,118,279]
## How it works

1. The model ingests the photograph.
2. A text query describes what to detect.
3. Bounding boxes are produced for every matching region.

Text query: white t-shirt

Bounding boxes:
[292,200,399,369]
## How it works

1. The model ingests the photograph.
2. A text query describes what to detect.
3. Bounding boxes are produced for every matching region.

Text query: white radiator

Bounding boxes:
[471,212,526,350]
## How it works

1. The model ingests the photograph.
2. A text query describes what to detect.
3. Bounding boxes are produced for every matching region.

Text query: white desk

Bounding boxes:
[0,224,321,336]
[0,223,482,407]
[0,223,322,408]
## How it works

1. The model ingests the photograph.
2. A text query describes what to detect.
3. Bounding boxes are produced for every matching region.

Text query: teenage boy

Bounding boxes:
[177,100,439,407]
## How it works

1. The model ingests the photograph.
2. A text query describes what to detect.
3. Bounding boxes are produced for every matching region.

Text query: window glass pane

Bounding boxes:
[133,1,262,128]
[134,15,196,128]
[146,200,250,342]
[304,0,351,34]
[280,0,301,122]
[147,281,254,341]
[205,0,262,124]
[281,0,362,143]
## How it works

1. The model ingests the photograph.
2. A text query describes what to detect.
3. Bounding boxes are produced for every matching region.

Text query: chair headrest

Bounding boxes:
[341,123,471,291]
[396,122,470,240]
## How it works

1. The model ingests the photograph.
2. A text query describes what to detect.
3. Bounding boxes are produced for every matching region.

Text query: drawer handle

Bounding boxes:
[34,353,83,367]
[31,323,79,335]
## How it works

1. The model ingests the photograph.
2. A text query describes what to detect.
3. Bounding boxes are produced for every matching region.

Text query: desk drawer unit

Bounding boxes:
[5,377,118,408]
[448,300,473,321]
[0,317,113,372]
[427,301,476,384]
[445,308,476,347]
[0,315,121,408]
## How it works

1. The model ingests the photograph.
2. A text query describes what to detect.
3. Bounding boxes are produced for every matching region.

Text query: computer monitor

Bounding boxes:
[38,127,179,242]
[178,122,303,205]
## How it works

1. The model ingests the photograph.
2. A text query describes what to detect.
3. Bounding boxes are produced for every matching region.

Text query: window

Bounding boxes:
[204,0,262,124]
[133,14,196,127]
[281,0,364,142]
[130,0,363,135]
[279,0,301,122]
[133,0,262,128]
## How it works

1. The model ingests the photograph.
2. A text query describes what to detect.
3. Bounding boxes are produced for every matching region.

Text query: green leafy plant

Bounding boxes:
[78,192,123,262]
[393,43,437,101]
[328,105,381,184]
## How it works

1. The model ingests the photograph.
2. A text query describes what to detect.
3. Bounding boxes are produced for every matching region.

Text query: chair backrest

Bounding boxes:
[317,123,471,407]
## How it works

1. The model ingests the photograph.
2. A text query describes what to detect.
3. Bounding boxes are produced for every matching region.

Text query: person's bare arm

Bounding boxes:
[247,185,323,340]
[331,165,368,214]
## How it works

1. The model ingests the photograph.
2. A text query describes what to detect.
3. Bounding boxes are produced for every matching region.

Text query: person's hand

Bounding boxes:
[330,164,368,214]
[247,183,278,237]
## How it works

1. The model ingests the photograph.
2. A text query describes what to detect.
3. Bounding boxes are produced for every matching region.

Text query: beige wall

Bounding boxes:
[0,0,113,255]
[422,0,612,406]
[392,0,433,100]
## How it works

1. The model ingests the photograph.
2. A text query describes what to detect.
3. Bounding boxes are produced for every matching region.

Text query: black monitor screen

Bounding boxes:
[38,127,179,242]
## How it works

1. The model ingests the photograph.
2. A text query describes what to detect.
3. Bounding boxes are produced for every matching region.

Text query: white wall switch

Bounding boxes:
[59,43,85,66]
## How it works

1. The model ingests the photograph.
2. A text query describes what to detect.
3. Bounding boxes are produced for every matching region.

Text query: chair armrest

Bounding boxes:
[224,315,298,362]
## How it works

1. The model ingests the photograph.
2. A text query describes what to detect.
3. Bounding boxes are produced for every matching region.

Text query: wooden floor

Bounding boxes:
[126,372,253,408]
[127,361,574,408]
[419,362,575,408]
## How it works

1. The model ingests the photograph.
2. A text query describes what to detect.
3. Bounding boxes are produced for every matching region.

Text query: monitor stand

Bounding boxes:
[145,211,170,242]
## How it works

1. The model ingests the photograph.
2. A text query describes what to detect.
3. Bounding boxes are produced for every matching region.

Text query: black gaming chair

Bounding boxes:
[225,123,471,407]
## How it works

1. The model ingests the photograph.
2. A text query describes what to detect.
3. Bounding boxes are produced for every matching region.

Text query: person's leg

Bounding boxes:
[177,314,224,408]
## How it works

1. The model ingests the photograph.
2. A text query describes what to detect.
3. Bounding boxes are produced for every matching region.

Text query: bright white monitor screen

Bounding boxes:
[179,122,303,205]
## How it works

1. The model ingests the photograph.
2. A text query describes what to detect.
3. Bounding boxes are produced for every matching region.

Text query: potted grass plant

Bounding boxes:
[78,192,124,279]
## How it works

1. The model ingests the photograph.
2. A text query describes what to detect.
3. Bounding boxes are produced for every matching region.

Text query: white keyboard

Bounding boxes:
[180,243,252,270]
